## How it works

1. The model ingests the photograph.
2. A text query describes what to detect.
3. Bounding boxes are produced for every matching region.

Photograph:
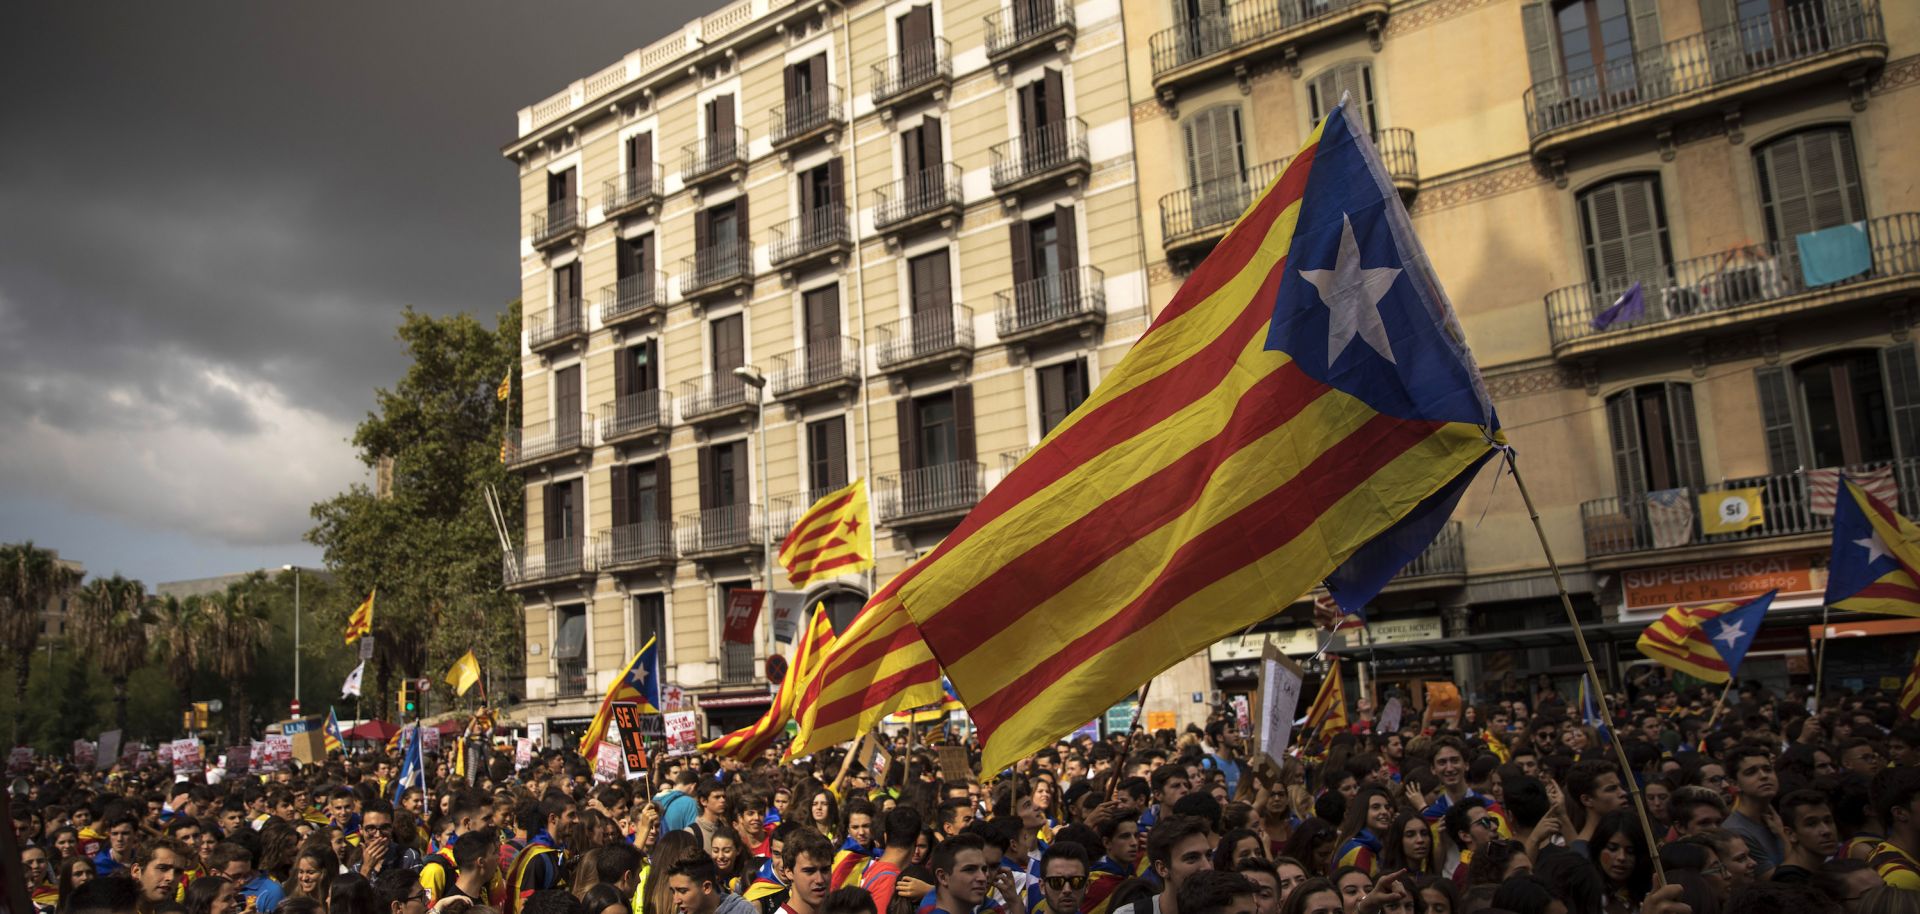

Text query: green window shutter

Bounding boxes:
[1664,382,1706,491]
[1882,341,1920,464]
[1754,366,1802,474]
[1521,1,1562,107]
[1606,390,1647,496]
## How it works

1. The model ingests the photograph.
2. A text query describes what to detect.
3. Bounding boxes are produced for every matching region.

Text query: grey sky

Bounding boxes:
[0,2,706,583]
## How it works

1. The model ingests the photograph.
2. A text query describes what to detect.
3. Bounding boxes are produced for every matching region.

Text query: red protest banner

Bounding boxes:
[722,589,765,645]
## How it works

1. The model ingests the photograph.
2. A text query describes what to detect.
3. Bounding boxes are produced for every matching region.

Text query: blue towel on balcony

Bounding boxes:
[1796,221,1871,287]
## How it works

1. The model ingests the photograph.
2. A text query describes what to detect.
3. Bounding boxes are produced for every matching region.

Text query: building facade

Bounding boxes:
[503,0,1155,740]
[1122,0,1920,708]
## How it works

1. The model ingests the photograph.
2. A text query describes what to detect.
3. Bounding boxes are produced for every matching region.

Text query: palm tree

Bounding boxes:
[74,575,151,735]
[201,577,271,745]
[148,593,205,735]
[0,542,83,745]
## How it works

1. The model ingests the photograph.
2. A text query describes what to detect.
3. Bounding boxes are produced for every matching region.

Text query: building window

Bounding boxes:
[1182,105,1248,226]
[616,339,658,397]
[625,133,652,179]
[1754,126,1866,245]
[1307,62,1375,135]
[554,604,588,695]
[553,261,581,324]
[1553,0,1635,85]
[897,386,975,472]
[821,589,866,635]
[547,167,577,211]
[632,592,666,657]
[1604,382,1704,494]
[1757,344,1920,474]
[700,440,749,509]
[807,416,849,493]
[553,364,582,438]
[543,477,584,547]
[710,313,744,376]
[618,233,654,284]
[1576,174,1672,287]
[1037,358,1091,436]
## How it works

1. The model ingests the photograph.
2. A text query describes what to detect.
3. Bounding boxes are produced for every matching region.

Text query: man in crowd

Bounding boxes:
[1114,816,1211,914]
[209,842,285,913]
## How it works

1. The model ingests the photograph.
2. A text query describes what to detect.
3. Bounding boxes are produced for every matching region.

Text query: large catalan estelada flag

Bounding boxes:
[1635,591,1775,683]
[779,480,875,588]
[344,589,375,644]
[1826,477,1920,617]
[887,100,1501,771]
[576,636,662,758]
[1300,658,1349,754]
[788,579,946,760]
[707,606,834,760]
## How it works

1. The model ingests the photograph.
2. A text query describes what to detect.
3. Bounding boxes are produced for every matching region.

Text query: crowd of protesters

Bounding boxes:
[14,671,1920,914]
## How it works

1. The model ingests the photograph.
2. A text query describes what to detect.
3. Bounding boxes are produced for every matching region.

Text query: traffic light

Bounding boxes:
[399,681,416,718]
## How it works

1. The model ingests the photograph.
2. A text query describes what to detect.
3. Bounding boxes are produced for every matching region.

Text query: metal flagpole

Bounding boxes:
[1509,455,1667,885]
[1815,604,1831,707]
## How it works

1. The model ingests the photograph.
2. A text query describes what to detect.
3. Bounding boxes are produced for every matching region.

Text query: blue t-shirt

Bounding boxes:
[243,875,286,913]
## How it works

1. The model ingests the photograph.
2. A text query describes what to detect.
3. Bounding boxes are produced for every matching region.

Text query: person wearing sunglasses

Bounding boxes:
[1034,842,1091,914]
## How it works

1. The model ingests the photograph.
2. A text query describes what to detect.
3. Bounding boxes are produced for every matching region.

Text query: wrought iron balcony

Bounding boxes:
[1147,0,1387,87]
[1524,2,1886,152]
[505,414,594,471]
[600,522,675,571]
[527,306,587,354]
[531,197,585,250]
[676,504,765,557]
[772,486,849,534]
[1377,127,1417,193]
[769,86,845,150]
[872,38,952,108]
[768,207,853,271]
[874,163,963,235]
[879,461,986,526]
[603,165,664,219]
[1581,458,1920,559]
[598,273,667,332]
[1158,157,1291,259]
[990,118,1091,195]
[681,241,754,300]
[986,0,1077,62]
[771,336,861,401]
[721,643,757,684]
[876,305,975,373]
[1545,212,1920,355]
[599,391,670,445]
[679,371,758,425]
[503,535,600,590]
[1396,520,1465,580]
[1001,447,1032,477]
[994,266,1106,344]
[683,127,748,184]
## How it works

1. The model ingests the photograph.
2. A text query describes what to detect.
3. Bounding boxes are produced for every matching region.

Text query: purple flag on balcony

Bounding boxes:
[1591,281,1645,330]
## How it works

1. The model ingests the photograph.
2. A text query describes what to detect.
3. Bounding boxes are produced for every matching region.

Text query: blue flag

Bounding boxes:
[391,724,424,802]
[1579,674,1611,742]
[1590,281,1645,330]
[1699,590,1774,677]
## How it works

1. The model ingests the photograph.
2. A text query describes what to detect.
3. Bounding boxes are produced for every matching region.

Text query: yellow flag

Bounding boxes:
[344,589,375,644]
[496,369,512,401]
[1700,488,1764,534]
[445,650,481,697]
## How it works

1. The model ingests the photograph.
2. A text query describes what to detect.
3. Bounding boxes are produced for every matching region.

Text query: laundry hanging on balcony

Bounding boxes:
[1808,465,1900,516]
[1645,488,1695,549]
[1796,221,1872,287]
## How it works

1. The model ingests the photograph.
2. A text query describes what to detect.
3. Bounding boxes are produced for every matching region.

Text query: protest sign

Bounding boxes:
[1425,681,1463,724]
[225,745,251,775]
[96,731,122,771]
[610,703,650,772]
[1376,698,1404,734]
[770,591,805,644]
[1255,642,1305,766]
[663,711,699,757]
[593,741,622,783]
[73,740,96,770]
[514,738,532,769]
[172,739,205,776]
[7,747,33,774]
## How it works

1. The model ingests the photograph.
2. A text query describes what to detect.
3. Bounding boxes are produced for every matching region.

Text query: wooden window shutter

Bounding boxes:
[1056,204,1079,271]
[1754,366,1803,475]
[542,482,557,545]
[1626,0,1662,59]
[825,416,848,488]
[698,446,716,511]
[1017,80,1040,136]
[828,157,845,207]
[611,465,630,529]
[694,208,711,255]
[1039,364,1068,434]
[1520,1,1562,105]
[656,454,673,525]
[954,385,976,465]
[1043,68,1066,125]
[1757,128,1866,243]
[1664,383,1706,492]
[1580,176,1669,285]
[614,342,630,397]
[633,133,651,176]
[1882,342,1920,464]
[733,440,750,500]
[637,232,654,278]
[923,116,944,170]
[735,195,750,250]
[568,478,585,546]
[897,398,920,472]
[1009,219,1032,288]
[784,61,801,103]
[810,54,828,101]
[1605,389,1647,496]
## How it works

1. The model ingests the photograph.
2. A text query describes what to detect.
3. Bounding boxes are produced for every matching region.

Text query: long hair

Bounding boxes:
[184,875,232,914]
[1587,811,1653,903]
[1330,785,1393,872]
[328,874,380,914]
[644,830,702,914]
[290,842,340,901]
[1279,819,1336,878]
[1378,811,1434,875]
[1275,877,1336,914]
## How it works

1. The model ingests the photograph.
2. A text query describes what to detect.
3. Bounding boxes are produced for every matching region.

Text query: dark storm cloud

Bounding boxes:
[0,1,710,551]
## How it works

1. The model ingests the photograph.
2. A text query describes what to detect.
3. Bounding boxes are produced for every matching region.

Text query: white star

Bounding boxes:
[1858,532,1892,565]
[1713,619,1746,649]
[1300,214,1402,368]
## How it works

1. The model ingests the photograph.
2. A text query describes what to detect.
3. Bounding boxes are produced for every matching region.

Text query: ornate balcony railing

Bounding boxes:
[598,273,667,329]
[682,241,754,297]
[771,336,861,398]
[769,207,853,268]
[527,306,587,352]
[603,165,664,217]
[773,486,848,533]
[679,372,756,422]
[994,266,1106,339]
[677,504,765,555]
[874,163,963,231]
[873,37,952,105]
[599,391,670,443]
[1148,0,1378,81]
[505,414,594,469]
[986,0,1076,59]
[1545,212,1920,349]
[601,522,675,569]
[989,118,1090,190]
[1581,458,1920,558]
[683,127,748,182]
[876,305,974,370]
[532,197,585,248]
[1377,127,1417,188]
[1158,157,1292,248]
[769,86,845,147]
[879,461,986,524]
[1524,1,1885,140]
[503,535,600,588]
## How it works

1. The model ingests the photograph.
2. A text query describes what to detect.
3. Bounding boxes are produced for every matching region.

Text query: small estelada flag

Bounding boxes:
[344,589,375,644]
[778,479,875,588]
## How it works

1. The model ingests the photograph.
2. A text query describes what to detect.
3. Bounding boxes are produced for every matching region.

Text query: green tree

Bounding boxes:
[73,575,151,734]
[308,303,524,718]
[0,542,84,746]
[148,593,205,734]
[202,575,272,744]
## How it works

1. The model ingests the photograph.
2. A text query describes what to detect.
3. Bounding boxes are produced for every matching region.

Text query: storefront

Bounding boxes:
[696,688,775,737]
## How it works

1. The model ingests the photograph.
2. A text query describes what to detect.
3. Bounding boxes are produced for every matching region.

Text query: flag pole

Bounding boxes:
[1702,678,1737,735]
[1815,603,1831,707]
[1509,458,1667,886]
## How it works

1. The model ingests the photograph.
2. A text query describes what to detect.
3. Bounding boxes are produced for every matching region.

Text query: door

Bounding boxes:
[903,118,944,206]
[908,249,953,353]
[700,441,751,545]
[555,364,581,440]
[1038,358,1090,436]
[1017,70,1066,169]
[616,339,659,396]
[703,202,739,279]
[800,163,838,240]
[627,133,652,194]
[1308,62,1374,136]
[619,234,655,304]
[706,94,737,164]
[1754,127,1866,263]
[1577,175,1671,312]
[897,5,935,84]
[544,477,585,564]
[553,262,581,328]
[808,416,849,493]
[804,285,842,382]
[1182,106,1247,230]
[1796,351,1896,469]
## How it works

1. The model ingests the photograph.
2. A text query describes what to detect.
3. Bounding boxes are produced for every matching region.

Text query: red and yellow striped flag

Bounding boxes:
[779,480,874,588]
[1901,652,1920,720]
[1636,601,1745,683]
[704,605,835,760]
[1301,658,1349,752]
[787,576,946,760]
[344,589,374,644]
[887,102,1499,771]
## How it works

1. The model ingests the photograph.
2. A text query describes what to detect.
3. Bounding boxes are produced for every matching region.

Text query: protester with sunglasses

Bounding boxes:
[1034,842,1091,914]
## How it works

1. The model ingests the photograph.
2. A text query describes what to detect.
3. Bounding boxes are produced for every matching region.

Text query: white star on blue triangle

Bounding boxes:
[1701,591,1775,677]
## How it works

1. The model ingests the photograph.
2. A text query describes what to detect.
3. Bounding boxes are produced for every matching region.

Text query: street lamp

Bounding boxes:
[281,564,302,713]
[731,366,775,665]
